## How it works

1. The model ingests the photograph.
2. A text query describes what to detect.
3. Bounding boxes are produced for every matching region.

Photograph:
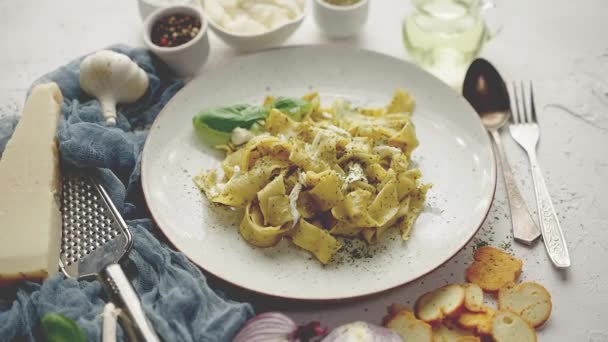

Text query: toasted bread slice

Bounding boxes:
[384,308,433,342]
[386,303,408,318]
[465,247,523,292]
[432,321,477,342]
[415,284,465,323]
[491,310,537,342]
[457,308,495,335]
[498,282,552,328]
[462,283,484,312]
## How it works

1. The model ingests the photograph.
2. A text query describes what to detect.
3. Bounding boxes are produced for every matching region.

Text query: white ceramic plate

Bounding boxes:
[142,46,496,300]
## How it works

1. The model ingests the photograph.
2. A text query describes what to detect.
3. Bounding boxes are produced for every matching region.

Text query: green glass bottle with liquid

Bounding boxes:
[403,0,491,89]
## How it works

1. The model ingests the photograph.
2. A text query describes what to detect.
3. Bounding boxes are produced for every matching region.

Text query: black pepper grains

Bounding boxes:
[151,14,201,48]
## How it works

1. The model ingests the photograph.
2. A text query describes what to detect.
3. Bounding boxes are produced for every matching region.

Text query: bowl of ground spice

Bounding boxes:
[143,5,210,77]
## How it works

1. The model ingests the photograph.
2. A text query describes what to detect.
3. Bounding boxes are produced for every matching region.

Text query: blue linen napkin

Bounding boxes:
[0,45,254,341]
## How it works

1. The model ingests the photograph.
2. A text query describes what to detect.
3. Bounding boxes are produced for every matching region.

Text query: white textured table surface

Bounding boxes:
[2,0,607,340]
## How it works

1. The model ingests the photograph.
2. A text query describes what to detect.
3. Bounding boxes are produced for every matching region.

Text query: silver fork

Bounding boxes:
[510,82,571,268]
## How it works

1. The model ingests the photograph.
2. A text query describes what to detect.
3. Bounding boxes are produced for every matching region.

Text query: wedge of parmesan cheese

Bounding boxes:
[0,83,63,285]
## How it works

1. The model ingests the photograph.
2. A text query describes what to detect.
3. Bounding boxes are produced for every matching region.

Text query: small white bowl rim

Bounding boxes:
[314,0,369,11]
[201,0,307,38]
[143,5,209,53]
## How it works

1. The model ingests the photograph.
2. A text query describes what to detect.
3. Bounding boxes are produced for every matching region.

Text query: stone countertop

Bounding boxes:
[1,0,607,340]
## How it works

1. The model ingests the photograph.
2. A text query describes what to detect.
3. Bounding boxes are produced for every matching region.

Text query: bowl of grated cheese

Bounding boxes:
[200,0,307,51]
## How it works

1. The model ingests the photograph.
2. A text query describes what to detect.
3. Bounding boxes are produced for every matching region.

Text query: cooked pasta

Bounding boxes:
[194,89,430,264]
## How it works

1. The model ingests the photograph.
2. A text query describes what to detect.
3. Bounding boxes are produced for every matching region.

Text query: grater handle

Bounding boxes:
[101,264,161,342]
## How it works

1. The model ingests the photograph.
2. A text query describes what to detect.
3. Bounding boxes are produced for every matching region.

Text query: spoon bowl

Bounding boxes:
[463,58,511,131]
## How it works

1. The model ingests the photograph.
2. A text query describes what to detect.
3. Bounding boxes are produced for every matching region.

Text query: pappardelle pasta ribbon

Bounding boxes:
[194,89,430,264]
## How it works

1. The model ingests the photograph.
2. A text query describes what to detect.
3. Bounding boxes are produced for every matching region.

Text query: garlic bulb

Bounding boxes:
[79,50,149,125]
[102,303,121,342]
[322,322,403,342]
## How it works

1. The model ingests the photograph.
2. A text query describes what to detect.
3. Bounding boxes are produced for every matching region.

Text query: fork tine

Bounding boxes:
[512,82,522,123]
[520,81,529,123]
[529,81,537,123]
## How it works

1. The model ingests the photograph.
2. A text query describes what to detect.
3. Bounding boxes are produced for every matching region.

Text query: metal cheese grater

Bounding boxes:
[60,168,160,342]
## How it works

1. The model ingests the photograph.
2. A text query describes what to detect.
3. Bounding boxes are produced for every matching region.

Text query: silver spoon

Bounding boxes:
[463,58,541,245]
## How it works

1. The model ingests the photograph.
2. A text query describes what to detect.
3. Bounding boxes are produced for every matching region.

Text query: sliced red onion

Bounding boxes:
[321,322,404,342]
[233,312,328,342]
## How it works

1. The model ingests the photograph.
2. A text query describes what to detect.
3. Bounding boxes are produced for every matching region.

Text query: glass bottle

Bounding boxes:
[403,0,490,89]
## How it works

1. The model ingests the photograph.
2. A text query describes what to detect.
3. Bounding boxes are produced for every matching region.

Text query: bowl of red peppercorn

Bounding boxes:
[143,5,209,77]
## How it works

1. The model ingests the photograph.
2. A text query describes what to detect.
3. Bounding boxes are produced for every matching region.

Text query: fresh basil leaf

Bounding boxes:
[195,105,268,133]
[41,313,86,342]
[192,118,232,146]
[192,97,311,146]
[271,97,311,121]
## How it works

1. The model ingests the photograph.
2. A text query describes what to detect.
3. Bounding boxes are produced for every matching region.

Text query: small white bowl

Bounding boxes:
[313,0,369,38]
[143,5,210,77]
[137,0,200,20]
[200,1,307,52]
